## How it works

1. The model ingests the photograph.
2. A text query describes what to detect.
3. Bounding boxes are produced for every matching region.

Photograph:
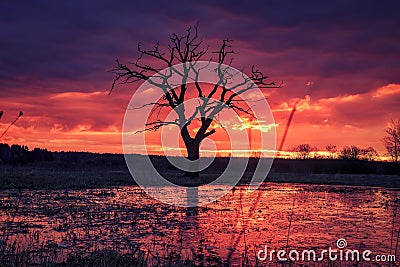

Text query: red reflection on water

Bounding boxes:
[0,184,399,266]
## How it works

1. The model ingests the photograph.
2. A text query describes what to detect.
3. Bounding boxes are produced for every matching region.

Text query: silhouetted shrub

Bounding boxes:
[0,143,53,164]
[32,147,53,162]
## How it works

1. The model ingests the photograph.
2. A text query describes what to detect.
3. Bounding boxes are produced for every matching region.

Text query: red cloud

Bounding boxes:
[272,84,400,154]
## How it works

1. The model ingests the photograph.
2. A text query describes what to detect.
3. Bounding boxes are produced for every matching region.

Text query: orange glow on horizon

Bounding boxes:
[0,83,399,157]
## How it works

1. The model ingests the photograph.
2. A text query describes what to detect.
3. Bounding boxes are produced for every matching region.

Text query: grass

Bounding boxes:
[1,154,400,189]
[1,160,400,190]
[0,242,225,267]
[0,162,135,190]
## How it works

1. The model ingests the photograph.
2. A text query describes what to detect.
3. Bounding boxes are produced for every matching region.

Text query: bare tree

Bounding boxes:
[340,145,362,160]
[291,144,317,159]
[325,144,337,159]
[383,119,400,163]
[110,25,280,175]
[360,146,378,161]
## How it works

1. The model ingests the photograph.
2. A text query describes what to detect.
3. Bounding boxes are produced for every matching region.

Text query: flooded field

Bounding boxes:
[0,183,399,266]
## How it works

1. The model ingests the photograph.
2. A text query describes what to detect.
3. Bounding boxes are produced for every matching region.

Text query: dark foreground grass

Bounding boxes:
[0,162,135,190]
[0,245,352,267]
[1,161,400,190]
[0,248,222,267]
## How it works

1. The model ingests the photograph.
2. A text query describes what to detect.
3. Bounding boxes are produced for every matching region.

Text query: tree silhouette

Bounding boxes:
[360,146,378,161]
[383,119,400,163]
[340,145,362,160]
[325,144,337,159]
[291,143,317,159]
[110,25,279,175]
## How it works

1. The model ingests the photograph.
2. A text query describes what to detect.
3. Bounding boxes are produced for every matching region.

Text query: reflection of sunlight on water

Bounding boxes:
[0,183,399,265]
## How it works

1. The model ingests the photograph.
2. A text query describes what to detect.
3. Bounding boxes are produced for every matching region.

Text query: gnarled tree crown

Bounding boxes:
[110,25,280,160]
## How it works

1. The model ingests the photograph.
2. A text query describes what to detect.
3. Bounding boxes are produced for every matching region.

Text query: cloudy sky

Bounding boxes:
[0,0,399,155]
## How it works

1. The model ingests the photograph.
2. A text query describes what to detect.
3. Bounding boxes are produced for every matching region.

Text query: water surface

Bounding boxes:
[0,183,399,266]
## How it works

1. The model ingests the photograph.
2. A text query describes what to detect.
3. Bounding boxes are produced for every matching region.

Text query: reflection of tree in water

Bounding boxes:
[170,188,224,266]
[180,188,202,264]
[186,187,199,208]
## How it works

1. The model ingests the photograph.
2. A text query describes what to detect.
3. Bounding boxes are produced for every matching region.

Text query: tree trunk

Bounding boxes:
[185,141,200,178]
[180,124,200,178]
[180,119,215,179]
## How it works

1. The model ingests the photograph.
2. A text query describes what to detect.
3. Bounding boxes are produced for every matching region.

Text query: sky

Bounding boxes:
[0,0,400,156]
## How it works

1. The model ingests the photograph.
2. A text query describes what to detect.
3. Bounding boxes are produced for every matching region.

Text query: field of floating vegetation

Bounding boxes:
[0,184,399,266]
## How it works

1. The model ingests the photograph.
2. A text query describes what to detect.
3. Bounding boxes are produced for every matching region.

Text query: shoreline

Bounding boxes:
[1,163,399,190]
[265,172,400,189]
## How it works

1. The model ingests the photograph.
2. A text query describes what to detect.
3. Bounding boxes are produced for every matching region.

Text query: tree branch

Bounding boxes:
[109,25,281,150]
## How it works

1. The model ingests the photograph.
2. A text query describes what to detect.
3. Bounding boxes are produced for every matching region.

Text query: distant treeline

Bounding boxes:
[1,144,399,175]
[0,143,125,165]
[0,144,53,164]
